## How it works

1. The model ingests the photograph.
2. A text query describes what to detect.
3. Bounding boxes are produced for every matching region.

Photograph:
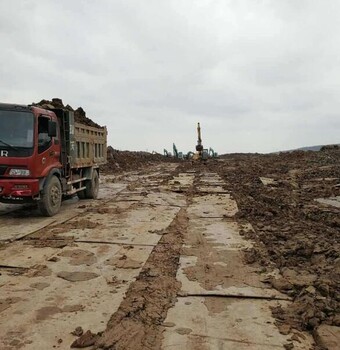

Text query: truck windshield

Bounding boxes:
[0,110,34,148]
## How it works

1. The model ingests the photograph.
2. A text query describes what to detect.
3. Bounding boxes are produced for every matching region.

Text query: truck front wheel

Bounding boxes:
[39,175,62,216]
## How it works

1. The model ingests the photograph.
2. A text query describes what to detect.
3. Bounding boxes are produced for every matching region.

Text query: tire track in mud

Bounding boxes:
[72,207,189,350]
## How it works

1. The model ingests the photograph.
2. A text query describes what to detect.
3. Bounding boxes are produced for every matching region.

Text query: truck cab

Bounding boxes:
[0,103,107,216]
[0,103,60,201]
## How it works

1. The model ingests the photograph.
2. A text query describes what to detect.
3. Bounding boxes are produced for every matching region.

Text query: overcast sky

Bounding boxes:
[1,0,339,153]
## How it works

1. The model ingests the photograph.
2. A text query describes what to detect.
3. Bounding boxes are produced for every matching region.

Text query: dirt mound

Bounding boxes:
[212,148,340,345]
[101,146,178,173]
[320,144,340,151]
[32,98,103,129]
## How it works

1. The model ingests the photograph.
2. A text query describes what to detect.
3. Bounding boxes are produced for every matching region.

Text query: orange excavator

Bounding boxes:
[193,122,208,160]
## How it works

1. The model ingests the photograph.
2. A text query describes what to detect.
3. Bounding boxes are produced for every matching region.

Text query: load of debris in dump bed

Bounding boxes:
[101,146,178,173]
[32,98,103,129]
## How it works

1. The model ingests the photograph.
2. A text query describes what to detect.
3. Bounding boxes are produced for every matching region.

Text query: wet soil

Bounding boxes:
[2,149,339,349]
[71,209,188,349]
[209,149,340,347]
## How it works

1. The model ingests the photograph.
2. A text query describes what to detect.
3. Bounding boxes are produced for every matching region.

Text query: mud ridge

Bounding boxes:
[72,208,188,350]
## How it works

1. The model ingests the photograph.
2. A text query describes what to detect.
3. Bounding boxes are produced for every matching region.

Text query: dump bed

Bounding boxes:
[72,122,107,168]
[52,108,107,169]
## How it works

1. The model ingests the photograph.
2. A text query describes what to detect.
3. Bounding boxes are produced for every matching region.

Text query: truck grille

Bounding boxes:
[0,165,8,176]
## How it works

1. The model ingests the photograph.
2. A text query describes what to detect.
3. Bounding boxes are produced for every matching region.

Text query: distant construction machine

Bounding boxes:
[163,149,172,157]
[164,123,217,161]
[209,147,218,158]
[196,122,203,154]
[173,143,184,159]
[193,122,209,160]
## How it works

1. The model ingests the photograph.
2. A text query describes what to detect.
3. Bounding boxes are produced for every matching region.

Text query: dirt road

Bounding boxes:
[0,162,316,349]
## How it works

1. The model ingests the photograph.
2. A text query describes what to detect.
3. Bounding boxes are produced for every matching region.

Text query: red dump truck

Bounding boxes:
[0,103,107,216]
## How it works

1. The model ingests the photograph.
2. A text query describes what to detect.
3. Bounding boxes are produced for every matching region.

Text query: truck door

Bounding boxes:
[35,115,61,177]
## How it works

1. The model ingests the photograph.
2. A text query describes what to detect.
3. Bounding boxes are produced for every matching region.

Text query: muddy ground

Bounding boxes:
[213,148,340,347]
[0,149,339,350]
[74,148,340,349]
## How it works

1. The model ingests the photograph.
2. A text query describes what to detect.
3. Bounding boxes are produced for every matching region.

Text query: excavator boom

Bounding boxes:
[196,122,203,152]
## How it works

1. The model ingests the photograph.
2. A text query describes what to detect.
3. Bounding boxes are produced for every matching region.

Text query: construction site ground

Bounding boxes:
[0,150,339,350]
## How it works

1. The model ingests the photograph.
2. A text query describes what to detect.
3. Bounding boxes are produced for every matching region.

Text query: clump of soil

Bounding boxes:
[104,254,142,269]
[32,98,104,129]
[71,330,99,348]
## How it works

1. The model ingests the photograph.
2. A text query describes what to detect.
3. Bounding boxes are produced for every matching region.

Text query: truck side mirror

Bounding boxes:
[48,121,57,137]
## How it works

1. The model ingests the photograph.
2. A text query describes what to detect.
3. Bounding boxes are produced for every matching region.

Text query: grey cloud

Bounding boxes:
[1,0,339,153]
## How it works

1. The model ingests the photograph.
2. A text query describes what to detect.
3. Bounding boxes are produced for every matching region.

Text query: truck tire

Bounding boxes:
[84,170,99,199]
[77,190,86,199]
[38,175,62,216]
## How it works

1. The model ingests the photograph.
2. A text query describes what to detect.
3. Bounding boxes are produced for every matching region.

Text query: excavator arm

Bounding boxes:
[196,122,203,152]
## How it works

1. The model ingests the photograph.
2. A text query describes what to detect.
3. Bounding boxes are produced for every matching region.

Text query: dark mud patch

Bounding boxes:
[175,327,192,335]
[0,297,21,313]
[25,238,71,249]
[58,249,97,266]
[57,271,99,282]
[53,219,104,234]
[27,265,52,277]
[36,306,61,321]
[29,282,50,290]
[36,304,85,321]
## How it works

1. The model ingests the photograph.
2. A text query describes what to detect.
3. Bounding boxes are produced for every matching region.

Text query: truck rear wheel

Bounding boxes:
[77,190,86,199]
[39,175,62,216]
[85,170,99,199]
[78,170,99,200]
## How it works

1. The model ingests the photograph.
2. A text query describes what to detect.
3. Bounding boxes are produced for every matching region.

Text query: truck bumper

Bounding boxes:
[0,179,40,202]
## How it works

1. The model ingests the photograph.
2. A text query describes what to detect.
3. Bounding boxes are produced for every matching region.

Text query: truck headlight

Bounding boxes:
[9,169,31,176]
